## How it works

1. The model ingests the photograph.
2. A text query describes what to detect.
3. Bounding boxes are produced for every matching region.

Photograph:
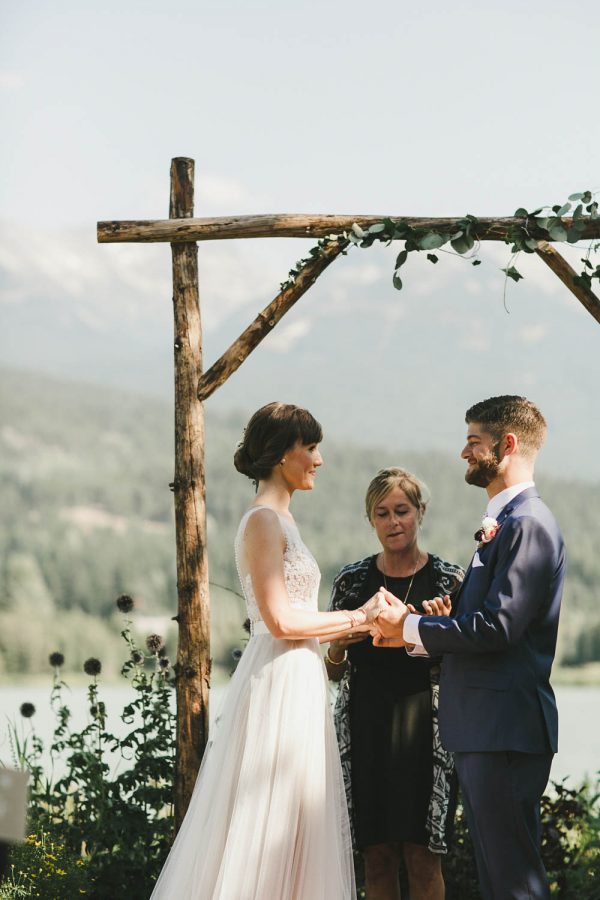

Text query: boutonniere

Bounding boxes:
[474,516,500,549]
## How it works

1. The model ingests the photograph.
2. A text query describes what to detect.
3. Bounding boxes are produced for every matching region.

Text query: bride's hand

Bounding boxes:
[359,591,388,624]
[422,595,452,616]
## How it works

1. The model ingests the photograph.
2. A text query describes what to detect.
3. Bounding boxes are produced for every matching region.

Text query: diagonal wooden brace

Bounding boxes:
[198,239,347,401]
[535,241,600,325]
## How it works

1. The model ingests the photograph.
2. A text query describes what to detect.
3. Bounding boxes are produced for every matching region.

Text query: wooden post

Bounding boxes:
[169,158,210,829]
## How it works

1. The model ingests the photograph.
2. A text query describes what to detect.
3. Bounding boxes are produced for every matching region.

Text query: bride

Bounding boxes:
[151,402,384,900]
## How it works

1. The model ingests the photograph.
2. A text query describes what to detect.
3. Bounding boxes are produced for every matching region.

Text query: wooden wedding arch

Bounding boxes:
[97,157,600,828]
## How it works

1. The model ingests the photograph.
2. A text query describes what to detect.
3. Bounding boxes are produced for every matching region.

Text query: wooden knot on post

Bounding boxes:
[177,582,197,603]
[169,477,196,492]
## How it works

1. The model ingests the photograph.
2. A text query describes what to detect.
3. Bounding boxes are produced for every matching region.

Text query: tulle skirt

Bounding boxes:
[150,633,356,899]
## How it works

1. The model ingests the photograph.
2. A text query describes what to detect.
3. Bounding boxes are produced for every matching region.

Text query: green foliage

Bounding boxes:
[501,265,524,283]
[0,830,92,898]
[5,606,176,897]
[279,191,600,299]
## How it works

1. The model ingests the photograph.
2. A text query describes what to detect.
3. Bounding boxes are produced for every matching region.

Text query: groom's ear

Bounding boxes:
[503,432,519,456]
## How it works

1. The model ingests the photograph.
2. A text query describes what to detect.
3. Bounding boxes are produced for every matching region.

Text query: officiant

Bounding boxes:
[326,467,464,900]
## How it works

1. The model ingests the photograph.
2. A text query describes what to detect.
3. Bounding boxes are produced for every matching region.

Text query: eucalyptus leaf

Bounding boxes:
[418,232,446,251]
[573,273,592,290]
[392,273,403,291]
[524,239,539,251]
[368,223,387,234]
[548,224,568,242]
[568,193,583,201]
[573,204,584,220]
[451,234,474,254]
[501,266,524,283]
[566,222,585,244]
[472,260,482,266]
[557,203,571,217]
[582,191,592,204]
[427,253,439,264]
[352,223,366,238]
[395,249,409,269]
[535,217,550,231]
[514,207,529,217]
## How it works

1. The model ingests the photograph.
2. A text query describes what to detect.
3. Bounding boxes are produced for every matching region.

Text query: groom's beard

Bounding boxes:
[465,445,502,487]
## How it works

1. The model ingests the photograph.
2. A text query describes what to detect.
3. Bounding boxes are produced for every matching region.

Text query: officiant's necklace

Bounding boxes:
[380,548,422,605]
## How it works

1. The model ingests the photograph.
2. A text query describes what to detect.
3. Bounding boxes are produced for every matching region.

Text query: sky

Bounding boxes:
[1,0,600,476]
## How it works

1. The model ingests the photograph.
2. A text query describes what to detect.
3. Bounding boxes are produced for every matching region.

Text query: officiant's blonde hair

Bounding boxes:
[365,468,429,525]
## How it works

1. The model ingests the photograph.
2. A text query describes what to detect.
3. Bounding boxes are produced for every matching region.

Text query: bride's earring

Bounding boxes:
[280,458,286,466]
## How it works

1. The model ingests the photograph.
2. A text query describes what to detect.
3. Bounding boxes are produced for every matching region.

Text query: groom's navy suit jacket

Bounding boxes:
[418,487,565,754]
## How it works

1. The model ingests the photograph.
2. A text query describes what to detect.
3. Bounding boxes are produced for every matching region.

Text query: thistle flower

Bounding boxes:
[231,648,243,662]
[159,657,170,670]
[131,650,144,665]
[243,618,251,635]
[116,594,134,614]
[83,658,102,677]
[146,634,164,654]
[20,702,36,718]
[49,652,65,668]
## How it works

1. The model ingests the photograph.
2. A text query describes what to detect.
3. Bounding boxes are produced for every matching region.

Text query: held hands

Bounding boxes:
[370,587,410,647]
[369,592,452,648]
[359,590,389,624]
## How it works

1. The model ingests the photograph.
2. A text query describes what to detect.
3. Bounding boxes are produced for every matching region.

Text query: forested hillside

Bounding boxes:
[1,368,599,675]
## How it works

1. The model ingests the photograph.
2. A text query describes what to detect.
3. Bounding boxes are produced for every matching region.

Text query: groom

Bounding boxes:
[372,396,565,900]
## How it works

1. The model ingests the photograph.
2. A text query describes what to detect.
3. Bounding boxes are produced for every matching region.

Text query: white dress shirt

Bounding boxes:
[403,481,536,652]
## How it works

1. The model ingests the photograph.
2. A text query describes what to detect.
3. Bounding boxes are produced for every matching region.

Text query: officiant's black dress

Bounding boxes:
[329,553,464,852]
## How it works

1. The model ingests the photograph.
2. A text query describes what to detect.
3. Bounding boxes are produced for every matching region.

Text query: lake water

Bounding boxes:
[1,682,598,788]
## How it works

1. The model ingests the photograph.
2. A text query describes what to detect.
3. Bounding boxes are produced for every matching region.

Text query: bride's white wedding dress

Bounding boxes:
[150,507,356,899]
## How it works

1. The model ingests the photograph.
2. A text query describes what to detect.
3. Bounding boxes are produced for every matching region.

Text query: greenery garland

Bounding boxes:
[280,191,600,297]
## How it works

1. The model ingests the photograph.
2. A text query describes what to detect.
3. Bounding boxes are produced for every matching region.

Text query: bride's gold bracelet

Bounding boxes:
[324,649,347,666]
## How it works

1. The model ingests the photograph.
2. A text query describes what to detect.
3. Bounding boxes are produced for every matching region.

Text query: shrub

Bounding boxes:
[0,830,91,898]
[5,596,176,897]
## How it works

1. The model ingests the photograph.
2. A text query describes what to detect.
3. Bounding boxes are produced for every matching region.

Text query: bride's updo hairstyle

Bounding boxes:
[234,402,322,485]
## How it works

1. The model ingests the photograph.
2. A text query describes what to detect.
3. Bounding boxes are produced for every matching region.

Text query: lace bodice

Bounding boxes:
[234,507,321,628]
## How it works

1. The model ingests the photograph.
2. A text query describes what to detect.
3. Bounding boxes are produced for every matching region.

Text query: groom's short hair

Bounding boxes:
[466,396,547,456]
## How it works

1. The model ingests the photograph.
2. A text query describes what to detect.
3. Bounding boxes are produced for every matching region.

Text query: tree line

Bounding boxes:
[1,369,598,675]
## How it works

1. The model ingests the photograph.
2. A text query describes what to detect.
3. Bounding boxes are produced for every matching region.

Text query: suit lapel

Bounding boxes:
[454,486,540,612]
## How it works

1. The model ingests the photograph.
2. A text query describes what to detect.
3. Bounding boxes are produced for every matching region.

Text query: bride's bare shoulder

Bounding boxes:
[243,506,285,545]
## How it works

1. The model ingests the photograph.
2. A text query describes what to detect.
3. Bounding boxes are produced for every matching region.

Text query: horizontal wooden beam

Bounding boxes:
[198,240,346,401]
[535,241,600,325]
[97,214,600,244]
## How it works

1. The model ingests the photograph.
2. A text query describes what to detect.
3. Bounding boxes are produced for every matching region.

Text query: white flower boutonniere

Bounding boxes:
[474,516,500,548]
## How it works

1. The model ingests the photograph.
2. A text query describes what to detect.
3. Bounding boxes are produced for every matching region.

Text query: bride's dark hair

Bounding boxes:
[234,402,322,484]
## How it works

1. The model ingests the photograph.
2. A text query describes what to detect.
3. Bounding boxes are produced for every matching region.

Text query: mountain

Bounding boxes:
[0,222,598,479]
[1,368,599,676]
